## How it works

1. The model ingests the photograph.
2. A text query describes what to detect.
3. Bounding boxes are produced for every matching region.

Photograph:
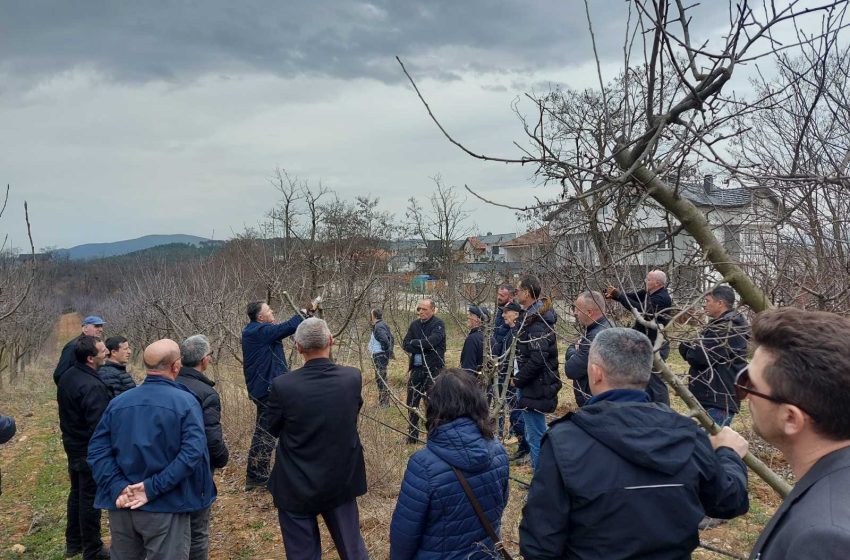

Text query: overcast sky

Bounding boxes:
[0,0,741,248]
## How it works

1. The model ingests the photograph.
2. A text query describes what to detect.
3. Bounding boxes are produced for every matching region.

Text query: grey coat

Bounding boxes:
[749,445,850,559]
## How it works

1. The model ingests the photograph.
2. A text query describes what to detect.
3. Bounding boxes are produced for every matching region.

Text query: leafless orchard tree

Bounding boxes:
[399,1,850,497]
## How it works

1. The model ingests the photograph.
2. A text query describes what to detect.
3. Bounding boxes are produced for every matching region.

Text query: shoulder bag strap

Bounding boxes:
[450,466,513,560]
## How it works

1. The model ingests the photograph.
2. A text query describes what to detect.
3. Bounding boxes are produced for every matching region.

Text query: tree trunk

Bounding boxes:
[614,149,773,312]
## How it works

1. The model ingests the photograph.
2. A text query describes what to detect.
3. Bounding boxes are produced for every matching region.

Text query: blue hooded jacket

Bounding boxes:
[87,376,215,513]
[241,314,304,400]
[390,417,509,560]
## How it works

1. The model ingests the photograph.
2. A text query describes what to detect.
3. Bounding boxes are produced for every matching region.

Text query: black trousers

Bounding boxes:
[246,396,276,483]
[65,456,104,559]
[372,353,390,406]
[405,367,433,441]
[647,343,671,405]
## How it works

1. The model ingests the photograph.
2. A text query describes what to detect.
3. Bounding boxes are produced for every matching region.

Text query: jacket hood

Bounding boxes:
[526,297,557,326]
[570,402,697,475]
[426,417,494,473]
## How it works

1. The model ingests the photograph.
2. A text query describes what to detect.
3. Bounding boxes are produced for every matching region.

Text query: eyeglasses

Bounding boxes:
[734,367,814,418]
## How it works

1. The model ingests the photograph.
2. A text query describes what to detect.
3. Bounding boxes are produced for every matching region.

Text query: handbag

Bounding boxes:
[450,466,514,560]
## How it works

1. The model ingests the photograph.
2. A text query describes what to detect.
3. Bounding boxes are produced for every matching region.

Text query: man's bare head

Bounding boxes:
[645,270,667,293]
[143,339,182,379]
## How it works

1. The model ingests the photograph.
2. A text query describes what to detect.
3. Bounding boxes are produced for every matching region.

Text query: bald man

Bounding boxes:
[88,339,215,560]
[606,270,673,404]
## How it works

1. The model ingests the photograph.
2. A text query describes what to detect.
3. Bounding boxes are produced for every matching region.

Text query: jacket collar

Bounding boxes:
[103,360,127,371]
[586,388,651,406]
[302,357,333,368]
[178,366,215,387]
[752,445,850,554]
[142,374,187,390]
[74,362,100,377]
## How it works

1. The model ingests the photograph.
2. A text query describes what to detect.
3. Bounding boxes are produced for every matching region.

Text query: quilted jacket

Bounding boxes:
[390,417,509,560]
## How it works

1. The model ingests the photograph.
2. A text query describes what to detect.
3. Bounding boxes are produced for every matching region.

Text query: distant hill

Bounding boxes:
[57,234,218,260]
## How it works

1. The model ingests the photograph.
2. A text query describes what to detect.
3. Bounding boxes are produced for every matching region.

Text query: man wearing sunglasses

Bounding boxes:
[742,308,850,559]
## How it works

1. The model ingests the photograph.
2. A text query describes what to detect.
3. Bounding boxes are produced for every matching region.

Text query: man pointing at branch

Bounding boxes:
[605,269,673,404]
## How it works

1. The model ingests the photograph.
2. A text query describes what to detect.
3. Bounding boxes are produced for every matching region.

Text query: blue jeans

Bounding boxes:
[705,407,735,428]
[523,409,547,470]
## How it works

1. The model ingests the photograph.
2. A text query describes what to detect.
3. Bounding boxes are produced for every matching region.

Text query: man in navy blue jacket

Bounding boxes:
[241,300,307,490]
[88,339,214,560]
[520,328,749,559]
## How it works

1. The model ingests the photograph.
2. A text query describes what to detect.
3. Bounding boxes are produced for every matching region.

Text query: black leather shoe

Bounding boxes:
[94,546,111,559]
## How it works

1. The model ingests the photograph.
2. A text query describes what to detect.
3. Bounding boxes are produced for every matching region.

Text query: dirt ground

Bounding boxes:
[0,314,786,559]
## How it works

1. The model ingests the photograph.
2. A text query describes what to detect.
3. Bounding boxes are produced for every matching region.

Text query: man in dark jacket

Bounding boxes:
[0,413,15,497]
[98,336,136,397]
[460,305,489,375]
[267,318,368,560]
[88,338,214,560]
[54,315,104,385]
[178,334,229,560]
[606,270,672,404]
[492,301,528,460]
[401,298,446,443]
[679,285,749,428]
[369,308,394,407]
[520,328,750,559]
[737,308,850,559]
[491,283,517,363]
[57,335,111,560]
[241,300,307,490]
[565,291,613,407]
[514,275,561,470]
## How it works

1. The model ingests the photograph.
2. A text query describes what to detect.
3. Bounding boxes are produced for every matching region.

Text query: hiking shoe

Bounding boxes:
[698,516,727,530]
[510,448,530,462]
[244,478,268,491]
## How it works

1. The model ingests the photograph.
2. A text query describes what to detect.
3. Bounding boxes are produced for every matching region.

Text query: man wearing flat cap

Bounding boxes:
[54,315,105,385]
[461,305,490,376]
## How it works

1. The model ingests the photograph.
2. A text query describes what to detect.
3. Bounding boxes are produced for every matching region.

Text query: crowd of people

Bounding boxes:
[0,271,847,558]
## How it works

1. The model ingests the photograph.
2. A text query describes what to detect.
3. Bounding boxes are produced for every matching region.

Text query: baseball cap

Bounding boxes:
[82,315,105,326]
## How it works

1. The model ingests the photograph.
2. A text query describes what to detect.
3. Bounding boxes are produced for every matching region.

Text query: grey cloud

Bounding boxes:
[0,0,633,87]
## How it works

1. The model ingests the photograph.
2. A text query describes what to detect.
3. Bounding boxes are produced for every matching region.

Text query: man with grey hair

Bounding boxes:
[176,335,229,560]
[265,318,368,560]
[520,328,750,559]
[565,290,613,406]
[605,269,674,404]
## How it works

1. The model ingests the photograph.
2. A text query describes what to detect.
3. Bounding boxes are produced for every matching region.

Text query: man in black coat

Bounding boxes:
[369,308,394,407]
[177,334,229,560]
[54,315,104,385]
[98,335,136,397]
[56,336,112,560]
[565,290,614,407]
[606,270,673,404]
[520,328,749,560]
[401,298,446,443]
[739,308,850,559]
[266,318,368,560]
[679,285,749,428]
[460,305,489,375]
[514,275,561,470]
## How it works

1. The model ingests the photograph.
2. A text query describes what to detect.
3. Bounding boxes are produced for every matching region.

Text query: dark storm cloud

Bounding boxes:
[0,0,632,85]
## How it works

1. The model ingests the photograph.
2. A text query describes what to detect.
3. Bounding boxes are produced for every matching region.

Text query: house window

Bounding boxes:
[656,232,672,250]
[572,239,587,253]
[491,246,500,255]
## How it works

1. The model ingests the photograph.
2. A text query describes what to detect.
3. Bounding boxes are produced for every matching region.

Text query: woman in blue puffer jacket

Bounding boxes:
[390,368,510,560]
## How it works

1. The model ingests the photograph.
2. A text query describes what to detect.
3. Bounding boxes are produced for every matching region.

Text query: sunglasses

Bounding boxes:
[734,367,814,418]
